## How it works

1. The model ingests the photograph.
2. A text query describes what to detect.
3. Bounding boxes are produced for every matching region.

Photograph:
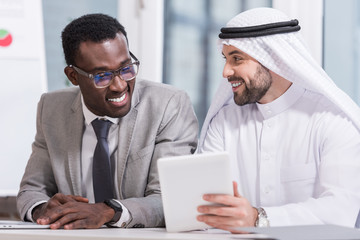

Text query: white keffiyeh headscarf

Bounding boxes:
[198,7,360,149]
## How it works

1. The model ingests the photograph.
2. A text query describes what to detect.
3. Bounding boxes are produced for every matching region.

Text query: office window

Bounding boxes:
[42,0,118,91]
[163,0,272,129]
[323,0,360,104]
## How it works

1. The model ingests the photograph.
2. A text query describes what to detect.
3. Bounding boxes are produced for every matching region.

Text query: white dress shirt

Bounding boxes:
[200,84,360,227]
[81,97,131,227]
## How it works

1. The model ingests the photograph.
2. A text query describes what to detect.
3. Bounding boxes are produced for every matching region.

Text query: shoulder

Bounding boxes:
[295,90,358,134]
[209,102,256,133]
[39,87,81,112]
[215,102,255,121]
[135,79,191,105]
[300,90,344,116]
[41,87,80,102]
[136,79,186,97]
[133,80,196,125]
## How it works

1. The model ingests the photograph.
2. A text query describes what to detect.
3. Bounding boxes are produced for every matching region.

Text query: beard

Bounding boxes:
[232,65,272,106]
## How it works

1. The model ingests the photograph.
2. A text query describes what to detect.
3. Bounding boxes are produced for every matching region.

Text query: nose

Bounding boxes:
[222,62,234,79]
[108,75,127,92]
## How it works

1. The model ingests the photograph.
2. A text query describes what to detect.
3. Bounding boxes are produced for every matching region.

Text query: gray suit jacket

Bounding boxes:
[17,79,198,227]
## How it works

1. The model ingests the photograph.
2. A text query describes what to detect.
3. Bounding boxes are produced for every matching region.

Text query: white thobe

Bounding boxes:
[200,84,360,227]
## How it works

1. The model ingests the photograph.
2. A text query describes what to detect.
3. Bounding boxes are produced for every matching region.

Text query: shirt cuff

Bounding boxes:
[26,200,47,222]
[107,199,132,228]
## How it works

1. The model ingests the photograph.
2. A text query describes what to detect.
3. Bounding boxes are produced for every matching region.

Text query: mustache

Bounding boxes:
[227,76,245,82]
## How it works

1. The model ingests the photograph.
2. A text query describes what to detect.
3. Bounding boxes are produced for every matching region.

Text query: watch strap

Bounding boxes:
[255,207,270,227]
[103,199,123,225]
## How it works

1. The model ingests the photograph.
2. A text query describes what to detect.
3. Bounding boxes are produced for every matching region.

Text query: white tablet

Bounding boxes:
[157,152,233,232]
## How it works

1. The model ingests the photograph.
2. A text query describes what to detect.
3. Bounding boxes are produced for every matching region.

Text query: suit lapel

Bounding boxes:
[67,91,84,196]
[116,83,140,199]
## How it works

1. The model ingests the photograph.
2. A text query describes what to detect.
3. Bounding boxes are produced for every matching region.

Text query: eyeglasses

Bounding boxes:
[70,52,140,88]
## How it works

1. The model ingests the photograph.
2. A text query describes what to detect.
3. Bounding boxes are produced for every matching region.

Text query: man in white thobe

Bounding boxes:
[197,7,360,233]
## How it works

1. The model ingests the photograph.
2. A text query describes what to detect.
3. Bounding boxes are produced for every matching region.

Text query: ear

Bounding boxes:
[64,66,79,86]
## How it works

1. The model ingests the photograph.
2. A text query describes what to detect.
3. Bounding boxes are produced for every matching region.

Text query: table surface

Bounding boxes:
[0,225,359,240]
[0,228,266,240]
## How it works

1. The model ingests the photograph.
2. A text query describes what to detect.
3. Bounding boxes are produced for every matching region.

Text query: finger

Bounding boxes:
[47,196,64,208]
[198,205,245,217]
[37,209,64,225]
[69,195,89,203]
[49,194,88,207]
[203,193,243,206]
[37,217,51,225]
[63,218,103,229]
[53,210,105,230]
[51,193,78,204]
[50,212,85,229]
[46,202,106,229]
[39,202,79,224]
[35,202,62,224]
[233,181,241,198]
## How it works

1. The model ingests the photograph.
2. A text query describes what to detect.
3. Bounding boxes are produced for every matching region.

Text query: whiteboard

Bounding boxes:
[0,0,47,196]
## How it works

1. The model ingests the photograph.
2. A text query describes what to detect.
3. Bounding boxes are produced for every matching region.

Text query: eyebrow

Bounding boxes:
[90,57,131,72]
[222,49,247,58]
[228,50,246,56]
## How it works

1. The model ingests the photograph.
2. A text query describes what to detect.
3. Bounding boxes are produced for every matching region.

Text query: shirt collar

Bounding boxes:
[81,95,119,125]
[256,83,305,120]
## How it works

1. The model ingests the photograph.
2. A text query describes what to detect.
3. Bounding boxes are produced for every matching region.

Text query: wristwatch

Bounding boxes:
[255,207,269,227]
[104,199,123,225]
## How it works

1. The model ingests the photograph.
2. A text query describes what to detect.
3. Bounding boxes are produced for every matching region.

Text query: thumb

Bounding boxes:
[233,181,241,197]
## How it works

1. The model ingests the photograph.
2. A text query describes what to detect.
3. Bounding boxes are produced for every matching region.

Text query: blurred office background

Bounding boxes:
[0,0,359,219]
[41,0,360,130]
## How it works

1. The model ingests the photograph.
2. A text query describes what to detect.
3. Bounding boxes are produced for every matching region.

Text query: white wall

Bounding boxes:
[0,0,47,196]
[323,0,359,102]
[118,0,164,83]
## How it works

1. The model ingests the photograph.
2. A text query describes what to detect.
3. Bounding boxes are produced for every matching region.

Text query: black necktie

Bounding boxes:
[92,119,114,203]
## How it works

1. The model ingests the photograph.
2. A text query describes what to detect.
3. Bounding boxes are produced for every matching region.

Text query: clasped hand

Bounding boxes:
[33,193,115,229]
[197,181,258,234]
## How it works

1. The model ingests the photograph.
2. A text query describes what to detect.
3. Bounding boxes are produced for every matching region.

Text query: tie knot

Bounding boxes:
[92,119,112,139]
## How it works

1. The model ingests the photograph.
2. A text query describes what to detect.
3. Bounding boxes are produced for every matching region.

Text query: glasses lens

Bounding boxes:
[120,63,138,81]
[94,72,113,87]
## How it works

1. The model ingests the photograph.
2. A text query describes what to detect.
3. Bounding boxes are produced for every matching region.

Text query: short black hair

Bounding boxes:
[61,13,128,66]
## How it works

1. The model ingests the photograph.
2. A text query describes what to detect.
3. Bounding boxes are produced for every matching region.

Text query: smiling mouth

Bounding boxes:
[230,80,245,90]
[107,94,126,103]
[231,82,243,88]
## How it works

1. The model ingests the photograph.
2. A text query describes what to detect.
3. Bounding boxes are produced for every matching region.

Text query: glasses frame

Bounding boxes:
[69,51,140,88]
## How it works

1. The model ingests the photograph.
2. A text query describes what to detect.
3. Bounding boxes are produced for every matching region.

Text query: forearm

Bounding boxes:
[121,194,164,227]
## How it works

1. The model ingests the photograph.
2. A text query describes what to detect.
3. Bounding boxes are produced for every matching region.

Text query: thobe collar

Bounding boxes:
[256,83,305,120]
[81,95,119,125]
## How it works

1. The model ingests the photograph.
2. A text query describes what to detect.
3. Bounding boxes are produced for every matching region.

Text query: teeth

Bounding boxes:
[108,94,126,102]
[231,82,242,87]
